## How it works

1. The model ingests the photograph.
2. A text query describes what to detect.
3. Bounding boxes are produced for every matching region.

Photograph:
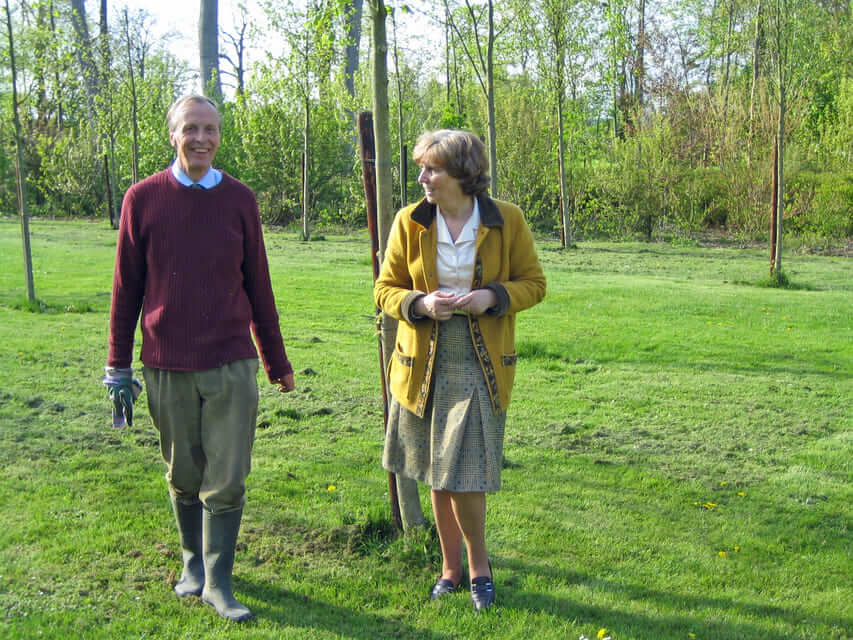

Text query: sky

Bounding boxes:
[118,0,262,90]
[114,0,440,93]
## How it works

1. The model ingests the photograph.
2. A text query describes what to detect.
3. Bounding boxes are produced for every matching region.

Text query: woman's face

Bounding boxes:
[418,162,466,208]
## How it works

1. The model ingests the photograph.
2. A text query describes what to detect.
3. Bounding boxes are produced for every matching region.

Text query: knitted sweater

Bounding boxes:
[107,169,292,381]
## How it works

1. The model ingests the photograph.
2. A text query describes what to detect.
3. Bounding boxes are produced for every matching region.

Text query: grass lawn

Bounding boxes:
[0,217,850,640]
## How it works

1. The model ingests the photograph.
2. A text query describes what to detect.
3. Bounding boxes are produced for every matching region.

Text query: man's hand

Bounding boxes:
[102,368,142,428]
[273,373,295,393]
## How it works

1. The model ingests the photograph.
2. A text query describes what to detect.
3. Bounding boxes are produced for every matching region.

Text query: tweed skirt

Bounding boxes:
[383,315,506,493]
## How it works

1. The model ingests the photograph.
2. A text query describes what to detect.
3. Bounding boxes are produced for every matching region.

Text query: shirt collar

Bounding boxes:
[411,193,502,229]
[437,199,480,245]
[171,161,222,189]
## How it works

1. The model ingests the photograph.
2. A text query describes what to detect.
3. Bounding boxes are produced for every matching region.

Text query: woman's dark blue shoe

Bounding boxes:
[470,574,495,611]
[430,577,460,600]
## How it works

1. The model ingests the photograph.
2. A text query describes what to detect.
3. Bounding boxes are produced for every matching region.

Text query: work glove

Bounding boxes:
[102,367,142,428]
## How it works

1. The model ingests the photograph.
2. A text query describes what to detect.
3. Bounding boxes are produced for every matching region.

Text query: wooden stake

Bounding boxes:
[358,111,402,531]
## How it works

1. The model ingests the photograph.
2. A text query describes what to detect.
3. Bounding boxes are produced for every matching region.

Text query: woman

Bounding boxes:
[374,130,546,611]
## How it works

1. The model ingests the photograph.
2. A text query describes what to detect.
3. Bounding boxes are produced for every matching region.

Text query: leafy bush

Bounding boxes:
[787,170,853,238]
[33,129,105,218]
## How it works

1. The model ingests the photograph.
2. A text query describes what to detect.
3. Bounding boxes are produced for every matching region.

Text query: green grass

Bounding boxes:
[0,218,850,639]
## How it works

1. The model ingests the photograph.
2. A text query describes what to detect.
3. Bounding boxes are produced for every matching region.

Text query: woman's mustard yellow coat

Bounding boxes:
[374,195,546,418]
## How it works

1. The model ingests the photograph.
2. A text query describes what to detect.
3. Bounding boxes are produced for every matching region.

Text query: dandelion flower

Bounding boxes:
[597,629,608,639]
[718,551,727,557]
[327,485,336,491]
[737,492,745,497]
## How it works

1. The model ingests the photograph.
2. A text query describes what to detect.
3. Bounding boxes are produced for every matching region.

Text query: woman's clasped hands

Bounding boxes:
[415,289,497,321]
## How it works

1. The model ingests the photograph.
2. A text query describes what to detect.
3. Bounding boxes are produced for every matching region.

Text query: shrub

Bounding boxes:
[784,169,853,238]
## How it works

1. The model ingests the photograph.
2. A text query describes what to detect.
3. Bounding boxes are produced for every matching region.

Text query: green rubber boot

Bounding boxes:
[200,508,252,622]
[170,495,204,598]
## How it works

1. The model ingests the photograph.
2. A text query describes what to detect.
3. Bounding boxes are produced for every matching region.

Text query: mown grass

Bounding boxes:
[0,217,850,640]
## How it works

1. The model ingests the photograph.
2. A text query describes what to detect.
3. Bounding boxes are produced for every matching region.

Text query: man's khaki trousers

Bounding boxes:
[143,358,259,513]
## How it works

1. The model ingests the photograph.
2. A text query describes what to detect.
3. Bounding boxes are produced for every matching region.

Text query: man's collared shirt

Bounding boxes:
[171,161,222,189]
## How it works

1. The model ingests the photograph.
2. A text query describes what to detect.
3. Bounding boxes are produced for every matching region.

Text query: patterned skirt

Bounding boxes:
[383,315,507,493]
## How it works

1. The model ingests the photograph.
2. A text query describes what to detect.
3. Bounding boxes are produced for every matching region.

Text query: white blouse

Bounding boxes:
[435,200,481,296]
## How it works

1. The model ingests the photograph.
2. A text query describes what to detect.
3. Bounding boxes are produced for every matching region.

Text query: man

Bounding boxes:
[104,94,294,622]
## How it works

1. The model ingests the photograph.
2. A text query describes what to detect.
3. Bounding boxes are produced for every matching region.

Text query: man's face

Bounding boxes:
[169,100,221,182]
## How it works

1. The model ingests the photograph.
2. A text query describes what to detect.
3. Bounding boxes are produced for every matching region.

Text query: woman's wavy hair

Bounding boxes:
[412,130,490,196]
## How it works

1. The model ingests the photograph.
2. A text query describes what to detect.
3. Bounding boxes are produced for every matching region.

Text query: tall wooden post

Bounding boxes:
[770,136,778,275]
[359,112,402,531]
[358,112,424,532]
[6,0,35,303]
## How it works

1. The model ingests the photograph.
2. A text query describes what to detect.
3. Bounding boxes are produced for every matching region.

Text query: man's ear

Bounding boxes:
[169,132,177,148]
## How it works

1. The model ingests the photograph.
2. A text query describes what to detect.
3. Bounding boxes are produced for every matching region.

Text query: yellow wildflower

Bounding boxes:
[597,629,608,639]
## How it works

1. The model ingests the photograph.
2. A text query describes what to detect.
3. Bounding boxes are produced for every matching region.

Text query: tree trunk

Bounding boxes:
[485,0,498,196]
[556,86,571,248]
[123,9,139,184]
[636,0,645,109]
[302,97,310,241]
[48,1,63,130]
[221,14,248,97]
[722,0,734,129]
[606,0,622,140]
[358,111,403,532]
[770,135,778,273]
[771,0,786,277]
[5,0,36,303]
[775,85,785,276]
[344,0,363,99]
[100,0,117,227]
[70,0,99,113]
[390,9,406,207]
[200,0,222,99]
[370,0,425,533]
[748,0,763,167]
[34,3,49,136]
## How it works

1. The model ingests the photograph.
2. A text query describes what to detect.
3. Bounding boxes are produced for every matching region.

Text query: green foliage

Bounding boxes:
[679,166,730,229]
[819,77,853,168]
[1,0,851,247]
[438,102,467,130]
[718,161,772,238]
[32,127,104,217]
[756,268,791,288]
[786,170,853,238]
[494,76,559,232]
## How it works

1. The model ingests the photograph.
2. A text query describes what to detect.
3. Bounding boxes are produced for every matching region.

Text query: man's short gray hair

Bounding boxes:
[166,94,221,134]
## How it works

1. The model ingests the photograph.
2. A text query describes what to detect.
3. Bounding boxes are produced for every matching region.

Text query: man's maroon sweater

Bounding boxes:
[108,169,292,381]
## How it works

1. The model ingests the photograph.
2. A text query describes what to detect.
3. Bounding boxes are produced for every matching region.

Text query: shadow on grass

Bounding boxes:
[498,557,850,640]
[238,579,452,640]
[2,293,109,314]
[517,337,851,382]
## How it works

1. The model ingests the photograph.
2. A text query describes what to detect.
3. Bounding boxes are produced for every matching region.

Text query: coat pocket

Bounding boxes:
[501,353,517,367]
[501,351,517,398]
[388,344,415,392]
